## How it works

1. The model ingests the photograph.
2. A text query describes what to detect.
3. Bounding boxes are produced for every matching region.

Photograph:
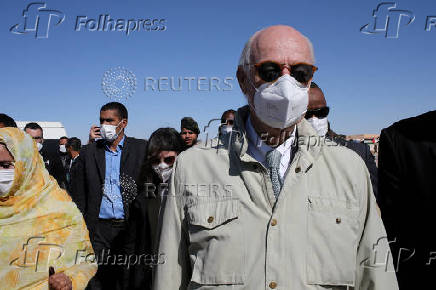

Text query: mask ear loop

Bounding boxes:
[115,120,125,137]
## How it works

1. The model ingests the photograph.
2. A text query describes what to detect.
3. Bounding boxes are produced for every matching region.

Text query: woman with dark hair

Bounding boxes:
[123,128,184,290]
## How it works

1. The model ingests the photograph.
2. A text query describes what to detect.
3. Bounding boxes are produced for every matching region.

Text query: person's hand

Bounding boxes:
[89,125,101,143]
[49,267,72,290]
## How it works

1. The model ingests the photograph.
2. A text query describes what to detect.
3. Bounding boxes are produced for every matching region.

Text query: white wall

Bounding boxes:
[16,121,67,140]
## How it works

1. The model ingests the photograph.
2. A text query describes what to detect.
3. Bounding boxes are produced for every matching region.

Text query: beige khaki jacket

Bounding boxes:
[153,106,398,290]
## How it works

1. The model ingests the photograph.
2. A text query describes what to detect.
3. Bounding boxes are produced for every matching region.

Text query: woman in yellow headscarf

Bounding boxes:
[0,127,97,289]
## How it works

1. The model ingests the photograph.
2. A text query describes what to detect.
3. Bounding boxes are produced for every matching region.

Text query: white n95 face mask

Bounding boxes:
[59,145,67,153]
[101,122,122,142]
[307,117,328,136]
[220,125,233,135]
[252,74,309,129]
[152,162,173,183]
[0,169,15,197]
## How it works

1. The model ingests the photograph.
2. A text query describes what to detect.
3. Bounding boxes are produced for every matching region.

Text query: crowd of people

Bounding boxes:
[0,24,434,290]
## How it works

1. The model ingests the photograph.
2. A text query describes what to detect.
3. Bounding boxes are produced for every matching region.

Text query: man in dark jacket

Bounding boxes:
[65,137,81,194]
[306,82,378,197]
[378,110,436,289]
[24,122,67,188]
[72,102,147,290]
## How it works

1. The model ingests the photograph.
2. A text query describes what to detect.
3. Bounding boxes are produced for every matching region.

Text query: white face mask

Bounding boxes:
[0,169,15,197]
[101,122,122,142]
[307,117,328,136]
[220,125,233,135]
[251,74,309,129]
[59,144,67,153]
[152,162,173,183]
[36,142,43,152]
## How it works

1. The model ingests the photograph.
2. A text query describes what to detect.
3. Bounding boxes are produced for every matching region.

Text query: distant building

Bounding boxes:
[16,121,67,140]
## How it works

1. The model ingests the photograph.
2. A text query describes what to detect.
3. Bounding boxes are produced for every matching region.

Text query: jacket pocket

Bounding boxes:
[186,198,245,285]
[306,195,360,287]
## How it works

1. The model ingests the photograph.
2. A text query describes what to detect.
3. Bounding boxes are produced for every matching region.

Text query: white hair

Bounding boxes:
[238,27,315,82]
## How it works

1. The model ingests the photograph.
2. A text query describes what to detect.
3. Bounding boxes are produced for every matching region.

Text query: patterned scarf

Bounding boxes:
[0,128,96,289]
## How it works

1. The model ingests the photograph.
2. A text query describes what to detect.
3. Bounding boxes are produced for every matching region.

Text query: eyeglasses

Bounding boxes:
[150,155,176,166]
[305,106,330,119]
[247,61,318,85]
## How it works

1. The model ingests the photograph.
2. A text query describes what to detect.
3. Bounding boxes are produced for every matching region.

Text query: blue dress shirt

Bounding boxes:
[99,136,125,219]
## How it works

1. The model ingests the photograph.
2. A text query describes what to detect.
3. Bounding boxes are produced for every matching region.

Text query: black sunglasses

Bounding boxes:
[249,61,318,85]
[305,106,330,119]
[221,119,234,126]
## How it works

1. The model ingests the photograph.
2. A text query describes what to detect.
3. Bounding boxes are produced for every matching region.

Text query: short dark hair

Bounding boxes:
[100,102,128,120]
[220,109,236,124]
[310,82,319,89]
[66,137,81,151]
[24,122,43,132]
[0,113,17,128]
[180,117,200,134]
[147,128,185,159]
[60,136,68,141]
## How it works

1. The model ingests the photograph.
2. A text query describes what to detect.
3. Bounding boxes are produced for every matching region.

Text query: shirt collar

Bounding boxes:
[105,135,125,152]
[245,113,296,160]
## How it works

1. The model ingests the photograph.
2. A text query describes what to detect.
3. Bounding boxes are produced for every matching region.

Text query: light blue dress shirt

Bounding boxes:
[245,114,296,183]
[99,136,125,219]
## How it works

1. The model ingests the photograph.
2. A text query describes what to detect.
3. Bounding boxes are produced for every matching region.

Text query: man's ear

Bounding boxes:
[237,66,255,104]
[121,119,128,128]
[237,66,248,96]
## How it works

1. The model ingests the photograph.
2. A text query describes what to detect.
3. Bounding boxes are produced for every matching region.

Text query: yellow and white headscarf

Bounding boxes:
[0,128,96,289]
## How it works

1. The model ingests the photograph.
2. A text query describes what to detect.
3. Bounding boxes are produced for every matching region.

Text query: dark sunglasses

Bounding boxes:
[305,106,330,119]
[251,61,318,85]
[221,119,234,126]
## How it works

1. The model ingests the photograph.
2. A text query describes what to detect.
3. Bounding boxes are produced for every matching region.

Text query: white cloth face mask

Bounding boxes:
[59,145,67,153]
[0,169,15,197]
[152,162,173,183]
[101,122,122,142]
[307,117,328,136]
[252,74,309,129]
[36,142,43,152]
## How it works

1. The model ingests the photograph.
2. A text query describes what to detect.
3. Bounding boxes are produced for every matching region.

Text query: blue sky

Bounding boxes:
[1,0,435,142]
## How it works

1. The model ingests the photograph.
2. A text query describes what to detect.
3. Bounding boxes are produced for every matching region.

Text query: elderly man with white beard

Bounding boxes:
[153,25,398,290]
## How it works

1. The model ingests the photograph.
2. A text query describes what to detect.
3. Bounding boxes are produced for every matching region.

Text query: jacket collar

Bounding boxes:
[232,105,324,173]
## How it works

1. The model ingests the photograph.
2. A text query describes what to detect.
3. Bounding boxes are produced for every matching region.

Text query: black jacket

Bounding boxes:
[40,145,67,189]
[71,136,147,234]
[378,110,436,288]
[123,170,162,290]
[66,155,79,194]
